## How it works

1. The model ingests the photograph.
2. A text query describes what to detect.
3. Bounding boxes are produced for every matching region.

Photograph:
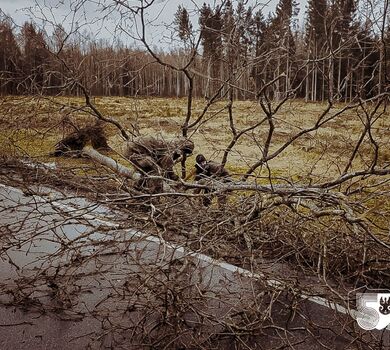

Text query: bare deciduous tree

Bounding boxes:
[0,0,389,348]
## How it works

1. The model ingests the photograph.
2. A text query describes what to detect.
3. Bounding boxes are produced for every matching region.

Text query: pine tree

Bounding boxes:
[270,0,299,99]
[0,18,21,94]
[305,0,328,101]
[199,3,223,98]
[249,9,267,94]
[174,6,192,43]
[221,1,254,99]
[329,0,358,100]
[20,22,50,92]
[385,22,390,90]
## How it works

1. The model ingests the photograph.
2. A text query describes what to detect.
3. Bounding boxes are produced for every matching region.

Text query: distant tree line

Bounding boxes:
[0,0,389,101]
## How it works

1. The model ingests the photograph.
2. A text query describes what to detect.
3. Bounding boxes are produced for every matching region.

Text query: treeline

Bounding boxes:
[0,0,389,101]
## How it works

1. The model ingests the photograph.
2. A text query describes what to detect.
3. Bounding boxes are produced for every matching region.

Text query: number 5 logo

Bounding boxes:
[356,293,390,330]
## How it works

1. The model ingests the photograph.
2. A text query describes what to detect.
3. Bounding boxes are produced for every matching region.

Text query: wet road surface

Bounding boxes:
[0,183,388,349]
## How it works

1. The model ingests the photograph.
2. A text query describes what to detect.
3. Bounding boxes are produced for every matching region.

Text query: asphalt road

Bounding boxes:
[0,183,388,349]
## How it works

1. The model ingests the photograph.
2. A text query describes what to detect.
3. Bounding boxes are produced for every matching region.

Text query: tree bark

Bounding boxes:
[82,146,141,181]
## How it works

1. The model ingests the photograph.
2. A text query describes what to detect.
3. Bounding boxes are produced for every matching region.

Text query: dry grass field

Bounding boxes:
[1,96,390,349]
[1,0,390,346]
[1,95,389,185]
[2,95,388,240]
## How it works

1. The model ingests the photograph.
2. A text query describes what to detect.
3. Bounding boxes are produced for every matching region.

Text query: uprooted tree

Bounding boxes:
[0,0,390,348]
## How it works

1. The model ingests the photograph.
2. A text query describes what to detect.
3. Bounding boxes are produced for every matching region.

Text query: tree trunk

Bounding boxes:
[82,146,141,181]
[305,63,309,102]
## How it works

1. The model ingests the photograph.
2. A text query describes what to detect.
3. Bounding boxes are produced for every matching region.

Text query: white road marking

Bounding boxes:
[0,183,359,322]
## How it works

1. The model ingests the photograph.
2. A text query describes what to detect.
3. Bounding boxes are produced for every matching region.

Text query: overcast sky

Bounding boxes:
[0,0,308,47]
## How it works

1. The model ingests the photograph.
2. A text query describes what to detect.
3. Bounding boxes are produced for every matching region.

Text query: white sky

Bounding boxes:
[0,0,308,47]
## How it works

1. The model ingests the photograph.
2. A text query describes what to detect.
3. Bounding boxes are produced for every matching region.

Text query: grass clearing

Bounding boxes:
[1,96,389,288]
[0,96,389,186]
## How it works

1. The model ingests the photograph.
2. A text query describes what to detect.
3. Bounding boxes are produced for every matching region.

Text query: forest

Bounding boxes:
[0,0,390,349]
[0,0,389,101]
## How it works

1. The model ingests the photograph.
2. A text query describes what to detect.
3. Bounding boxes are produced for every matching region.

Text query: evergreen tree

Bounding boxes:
[269,0,299,99]
[306,0,327,48]
[329,0,358,100]
[174,6,192,43]
[248,9,267,94]
[199,3,223,97]
[305,0,328,101]
[20,22,50,93]
[0,18,21,94]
